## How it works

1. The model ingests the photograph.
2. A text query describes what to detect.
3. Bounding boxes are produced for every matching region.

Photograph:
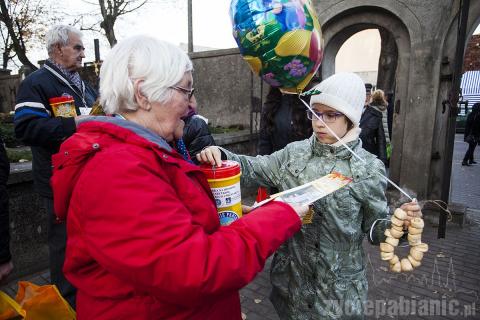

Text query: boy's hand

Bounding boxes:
[197,146,223,167]
[400,201,423,228]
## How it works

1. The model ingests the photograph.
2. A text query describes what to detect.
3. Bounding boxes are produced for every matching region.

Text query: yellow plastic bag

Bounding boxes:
[0,290,25,319]
[0,281,75,320]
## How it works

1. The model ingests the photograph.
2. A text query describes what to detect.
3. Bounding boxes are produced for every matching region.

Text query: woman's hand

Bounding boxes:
[400,201,423,228]
[273,198,310,221]
[289,203,310,221]
[242,205,253,215]
[196,146,222,167]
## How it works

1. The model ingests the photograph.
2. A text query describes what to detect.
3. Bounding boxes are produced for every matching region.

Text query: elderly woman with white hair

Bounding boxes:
[50,35,308,319]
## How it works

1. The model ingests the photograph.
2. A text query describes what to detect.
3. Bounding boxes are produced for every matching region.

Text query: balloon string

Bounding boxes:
[298,96,413,201]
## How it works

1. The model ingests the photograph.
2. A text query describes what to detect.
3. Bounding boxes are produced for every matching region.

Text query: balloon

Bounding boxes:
[230,0,323,94]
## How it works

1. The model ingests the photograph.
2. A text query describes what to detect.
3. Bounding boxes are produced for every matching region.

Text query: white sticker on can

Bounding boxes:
[210,183,241,208]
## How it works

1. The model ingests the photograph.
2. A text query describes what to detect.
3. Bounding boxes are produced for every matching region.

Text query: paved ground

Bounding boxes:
[450,134,480,209]
[2,135,480,319]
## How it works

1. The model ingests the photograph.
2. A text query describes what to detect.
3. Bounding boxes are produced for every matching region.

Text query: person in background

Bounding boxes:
[257,81,317,198]
[359,87,387,165]
[370,89,390,143]
[51,35,309,320]
[364,83,373,110]
[14,25,98,307]
[370,89,390,165]
[198,72,422,320]
[462,102,480,166]
[0,136,12,282]
[257,86,313,155]
[182,94,215,163]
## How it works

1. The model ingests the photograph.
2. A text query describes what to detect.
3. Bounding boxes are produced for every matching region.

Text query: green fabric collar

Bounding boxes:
[310,135,360,159]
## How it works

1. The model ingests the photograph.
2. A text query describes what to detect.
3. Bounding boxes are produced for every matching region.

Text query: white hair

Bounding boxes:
[99,36,193,114]
[46,25,83,55]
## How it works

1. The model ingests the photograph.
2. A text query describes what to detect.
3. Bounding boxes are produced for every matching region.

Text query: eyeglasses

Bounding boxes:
[170,86,195,100]
[306,110,344,122]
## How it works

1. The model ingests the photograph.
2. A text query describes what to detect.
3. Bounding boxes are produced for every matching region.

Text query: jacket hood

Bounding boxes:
[365,106,383,117]
[370,103,387,112]
[51,116,175,221]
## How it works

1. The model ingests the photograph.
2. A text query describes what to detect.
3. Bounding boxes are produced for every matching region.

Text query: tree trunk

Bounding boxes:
[0,0,37,70]
[98,0,117,47]
[376,27,397,93]
[2,47,9,69]
[101,16,117,47]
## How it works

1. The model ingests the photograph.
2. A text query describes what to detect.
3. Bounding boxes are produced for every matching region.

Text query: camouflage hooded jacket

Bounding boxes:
[222,136,390,320]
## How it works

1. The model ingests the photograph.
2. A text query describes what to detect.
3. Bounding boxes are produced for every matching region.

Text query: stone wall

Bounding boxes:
[189,48,267,129]
[463,34,480,72]
[7,163,48,280]
[0,70,21,113]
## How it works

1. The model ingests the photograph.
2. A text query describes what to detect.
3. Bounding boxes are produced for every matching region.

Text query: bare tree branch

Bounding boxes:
[98,0,150,47]
[0,0,37,70]
[0,0,61,70]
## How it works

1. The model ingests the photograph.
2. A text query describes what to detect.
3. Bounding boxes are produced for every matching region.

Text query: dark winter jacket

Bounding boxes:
[183,115,215,163]
[0,136,10,264]
[464,103,480,143]
[258,87,312,155]
[359,106,387,164]
[14,60,97,197]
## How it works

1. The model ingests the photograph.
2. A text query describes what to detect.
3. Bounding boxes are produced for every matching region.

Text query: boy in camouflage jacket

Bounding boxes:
[198,73,422,319]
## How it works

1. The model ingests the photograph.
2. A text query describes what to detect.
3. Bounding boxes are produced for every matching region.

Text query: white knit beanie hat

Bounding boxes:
[309,72,366,127]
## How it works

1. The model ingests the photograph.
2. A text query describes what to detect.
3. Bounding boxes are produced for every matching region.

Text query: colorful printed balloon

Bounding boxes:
[230,0,323,94]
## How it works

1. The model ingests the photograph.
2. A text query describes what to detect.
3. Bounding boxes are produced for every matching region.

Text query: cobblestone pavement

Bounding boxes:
[2,135,480,319]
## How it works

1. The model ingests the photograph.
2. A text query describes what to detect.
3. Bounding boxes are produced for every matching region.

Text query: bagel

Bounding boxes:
[381,251,394,260]
[408,233,422,245]
[391,216,404,227]
[389,228,404,239]
[380,243,394,252]
[391,224,404,232]
[410,247,424,261]
[410,217,425,229]
[412,242,429,252]
[390,262,401,273]
[385,237,399,247]
[389,255,399,265]
[393,208,408,220]
[408,255,422,268]
[400,258,413,272]
[408,226,423,235]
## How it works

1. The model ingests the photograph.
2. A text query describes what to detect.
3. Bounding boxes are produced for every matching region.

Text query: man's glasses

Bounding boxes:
[170,86,195,100]
[306,110,344,123]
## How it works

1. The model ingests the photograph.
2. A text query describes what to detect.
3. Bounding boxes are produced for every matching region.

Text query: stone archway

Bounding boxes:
[311,1,479,202]
[317,5,413,187]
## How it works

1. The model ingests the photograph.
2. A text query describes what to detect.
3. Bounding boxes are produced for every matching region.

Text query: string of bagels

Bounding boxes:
[380,208,428,272]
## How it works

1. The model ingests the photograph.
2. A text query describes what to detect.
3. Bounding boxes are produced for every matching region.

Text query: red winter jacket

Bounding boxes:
[51,117,301,320]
